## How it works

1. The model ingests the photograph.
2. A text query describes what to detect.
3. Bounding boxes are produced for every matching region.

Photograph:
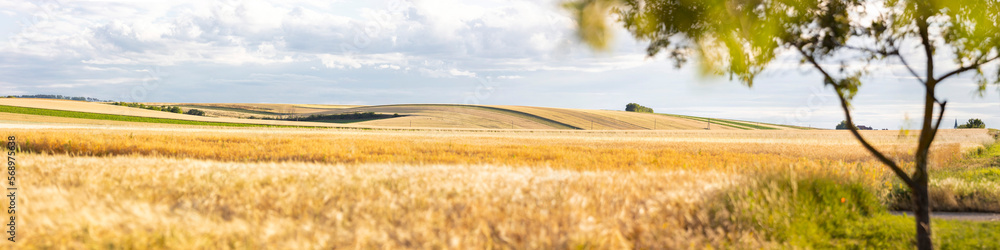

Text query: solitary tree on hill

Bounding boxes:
[625,103,654,113]
[566,0,1000,248]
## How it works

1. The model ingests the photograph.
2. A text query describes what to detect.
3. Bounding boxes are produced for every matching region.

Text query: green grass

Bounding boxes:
[935,219,1000,249]
[0,104,319,128]
[717,174,1000,248]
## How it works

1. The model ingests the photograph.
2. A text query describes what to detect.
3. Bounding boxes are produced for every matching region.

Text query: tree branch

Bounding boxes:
[936,55,1000,83]
[834,93,915,188]
[797,47,916,188]
[914,7,937,174]
[928,101,947,144]
[844,45,895,55]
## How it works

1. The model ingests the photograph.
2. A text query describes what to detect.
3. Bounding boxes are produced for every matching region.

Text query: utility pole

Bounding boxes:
[591,121,594,130]
[654,119,656,130]
[707,118,711,130]
[511,120,514,129]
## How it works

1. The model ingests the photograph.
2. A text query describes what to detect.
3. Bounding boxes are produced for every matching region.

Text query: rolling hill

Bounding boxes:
[0,98,814,130]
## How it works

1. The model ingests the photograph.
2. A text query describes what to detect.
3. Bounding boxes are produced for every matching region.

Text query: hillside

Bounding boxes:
[0,99,358,128]
[0,98,813,130]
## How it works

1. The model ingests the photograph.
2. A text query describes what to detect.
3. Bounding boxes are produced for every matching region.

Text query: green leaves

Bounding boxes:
[566,0,1000,94]
[563,0,617,51]
[835,74,863,103]
[566,0,864,87]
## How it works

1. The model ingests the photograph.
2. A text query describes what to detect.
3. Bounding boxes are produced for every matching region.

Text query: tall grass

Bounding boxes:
[890,141,1000,212]
[7,128,997,248]
[11,129,967,171]
[21,154,752,248]
[715,170,999,249]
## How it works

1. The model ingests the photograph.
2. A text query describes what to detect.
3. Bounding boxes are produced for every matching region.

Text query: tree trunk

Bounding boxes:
[914,175,932,250]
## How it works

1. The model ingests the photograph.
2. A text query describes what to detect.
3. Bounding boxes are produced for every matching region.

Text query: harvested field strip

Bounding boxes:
[175,104,287,116]
[660,114,749,130]
[492,106,648,130]
[574,110,710,130]
[714,118,804,130]
[374,104,581,129]
[712,119,780,130]
[659,114,807,130]
[0,105,314,128]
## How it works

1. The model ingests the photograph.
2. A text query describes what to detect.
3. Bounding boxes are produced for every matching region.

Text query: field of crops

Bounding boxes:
[0,99,365,128]
[4,123,999,248]
[0,105,316,128]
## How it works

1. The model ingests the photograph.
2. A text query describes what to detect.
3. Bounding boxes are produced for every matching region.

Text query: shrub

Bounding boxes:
[185,109,206,116]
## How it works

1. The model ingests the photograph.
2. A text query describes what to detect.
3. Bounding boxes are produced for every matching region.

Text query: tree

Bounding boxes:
[625,103,654,113]
[566,0,1000,248]
[625,103,639,112]
[957,118,986,129]
[835,120,857,130]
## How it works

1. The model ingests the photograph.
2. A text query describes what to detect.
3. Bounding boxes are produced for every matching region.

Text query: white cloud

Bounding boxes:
[317,53,406,69]
[1,0,996,129]
[448,68,476,77]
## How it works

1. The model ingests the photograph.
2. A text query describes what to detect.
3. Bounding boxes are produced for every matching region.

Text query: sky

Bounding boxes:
[0,0,997,129]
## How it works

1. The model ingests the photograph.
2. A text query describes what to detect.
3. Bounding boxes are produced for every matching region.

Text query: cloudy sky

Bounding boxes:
[1,0,997,129]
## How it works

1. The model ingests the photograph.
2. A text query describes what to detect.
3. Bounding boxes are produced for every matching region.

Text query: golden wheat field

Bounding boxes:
[3,123,998,248]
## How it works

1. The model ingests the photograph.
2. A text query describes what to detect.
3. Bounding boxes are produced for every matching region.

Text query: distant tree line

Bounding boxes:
[110,102,204,116]
[4,94,112,102]
[184,109,206,116]
[625,103,654,113]
[957,118,986,129]
[249,112,398,121]
[836,120,873,130]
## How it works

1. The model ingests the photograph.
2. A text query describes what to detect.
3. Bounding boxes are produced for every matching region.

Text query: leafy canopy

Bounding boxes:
[567,0,1000,99]
[625,103,654,113]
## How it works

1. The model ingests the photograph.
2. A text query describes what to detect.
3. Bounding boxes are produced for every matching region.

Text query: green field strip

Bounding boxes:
[711,118,780,130]
[0,104,322,128]
[371,104,583,130]
[658,113,811,130]
[774,124,819,130]
[657,114,751,130]
[721,119,817,130]
[714,117,814,130]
